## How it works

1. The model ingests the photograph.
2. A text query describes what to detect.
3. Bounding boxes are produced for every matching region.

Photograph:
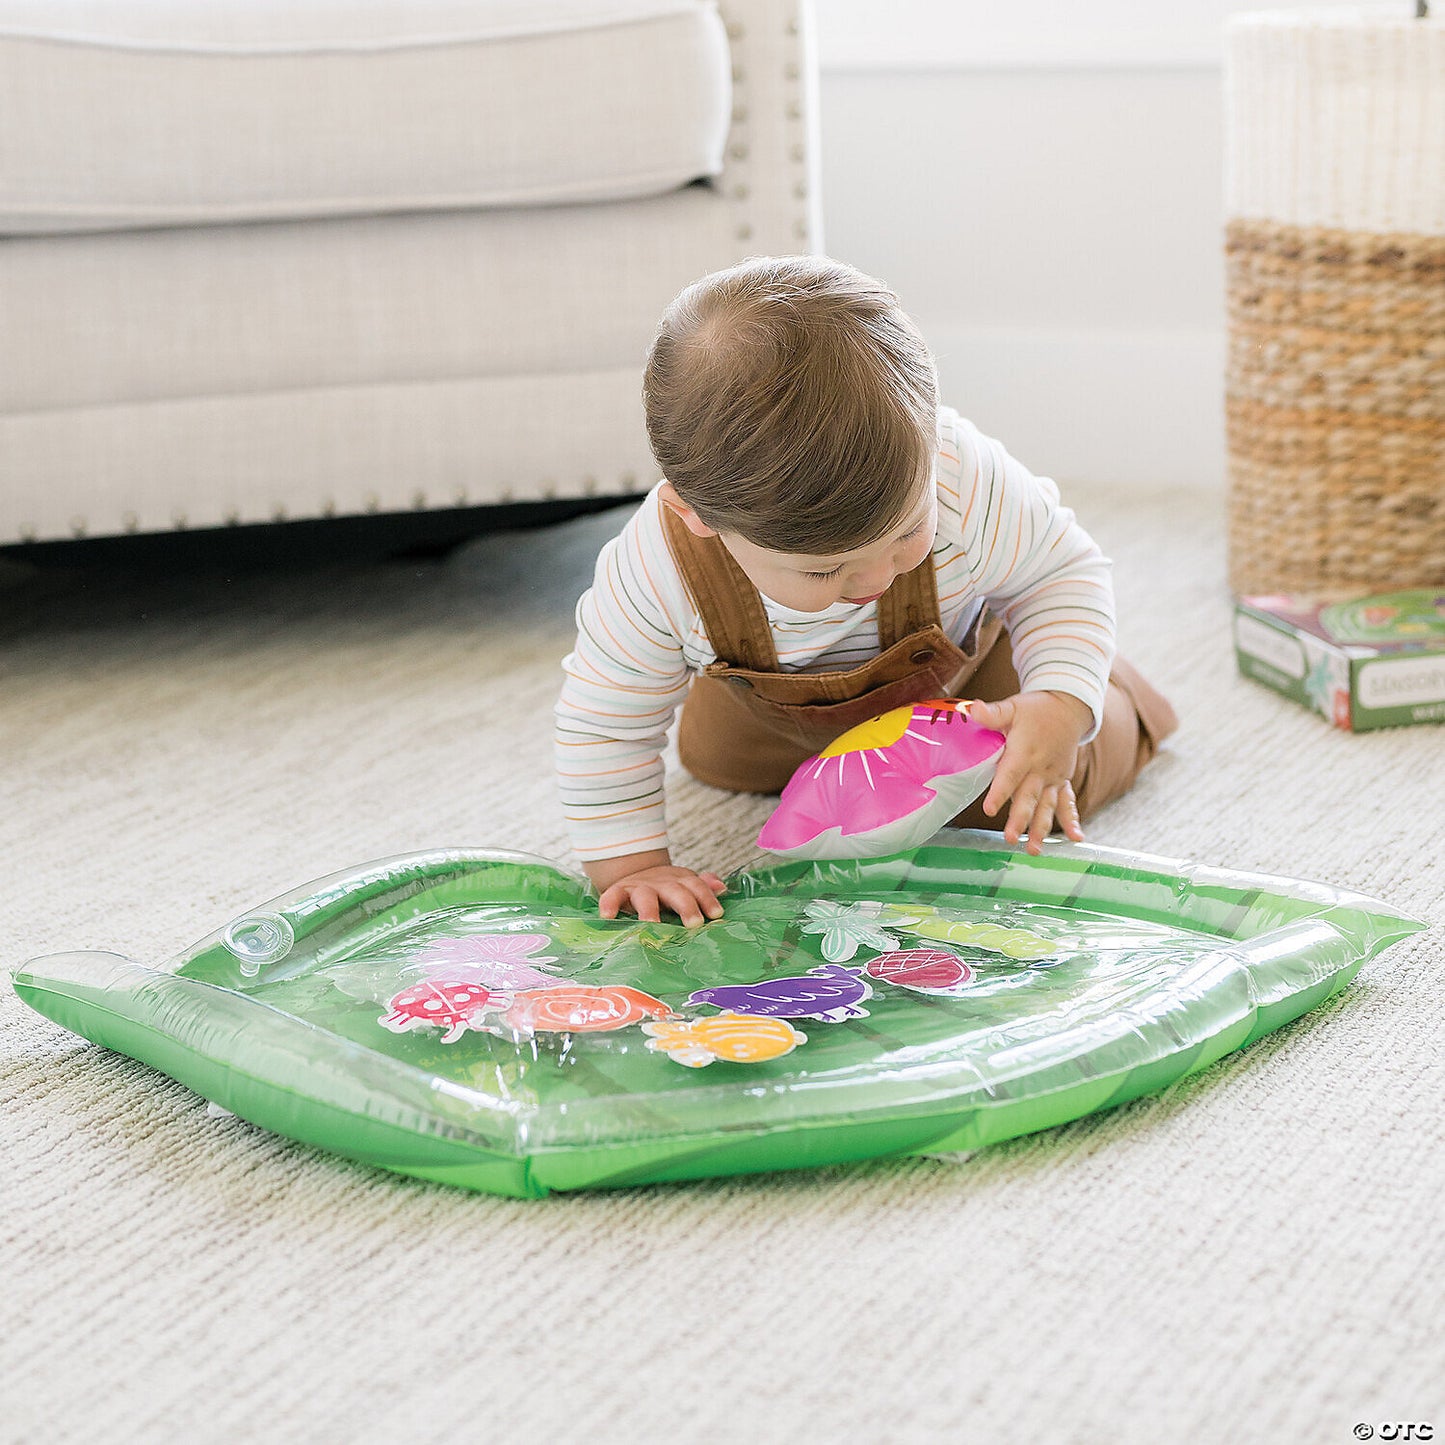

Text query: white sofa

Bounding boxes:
[0,0,821,545]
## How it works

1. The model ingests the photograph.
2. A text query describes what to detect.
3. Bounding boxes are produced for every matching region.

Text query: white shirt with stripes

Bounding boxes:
[555,406,1116,864]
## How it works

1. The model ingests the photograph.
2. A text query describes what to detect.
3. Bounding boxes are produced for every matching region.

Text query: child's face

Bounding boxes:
[665,479,938,614]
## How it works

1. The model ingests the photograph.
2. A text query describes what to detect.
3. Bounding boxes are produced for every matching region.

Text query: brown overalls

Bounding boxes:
[662,508,1177,829]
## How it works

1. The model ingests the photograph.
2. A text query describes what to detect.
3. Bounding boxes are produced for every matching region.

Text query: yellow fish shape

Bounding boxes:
[643,1011,806,1068]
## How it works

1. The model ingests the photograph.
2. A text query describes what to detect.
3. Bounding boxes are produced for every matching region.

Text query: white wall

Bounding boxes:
[811,0,1376,488]
[813,0,1376,69]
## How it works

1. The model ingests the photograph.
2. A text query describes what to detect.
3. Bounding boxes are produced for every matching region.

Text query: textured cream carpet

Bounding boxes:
[3,486,1441,1445]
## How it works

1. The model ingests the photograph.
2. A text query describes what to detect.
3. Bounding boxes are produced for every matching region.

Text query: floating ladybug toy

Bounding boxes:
[379,978,504,1045]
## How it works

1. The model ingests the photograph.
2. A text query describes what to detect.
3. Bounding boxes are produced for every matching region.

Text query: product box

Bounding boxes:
[1233,589,1445,732]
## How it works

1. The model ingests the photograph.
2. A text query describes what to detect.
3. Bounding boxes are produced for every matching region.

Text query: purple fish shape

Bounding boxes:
[688,965,873,1023]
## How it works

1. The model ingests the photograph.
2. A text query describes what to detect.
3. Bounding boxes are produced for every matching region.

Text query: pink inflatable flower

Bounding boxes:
[757,699,1005,860]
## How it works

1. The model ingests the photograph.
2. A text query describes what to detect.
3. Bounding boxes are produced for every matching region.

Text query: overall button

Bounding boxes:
[728,676,755,690]
[910,648,935,663]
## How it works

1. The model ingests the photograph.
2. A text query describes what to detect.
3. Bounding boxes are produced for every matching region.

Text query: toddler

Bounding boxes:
[555,256,1176,925]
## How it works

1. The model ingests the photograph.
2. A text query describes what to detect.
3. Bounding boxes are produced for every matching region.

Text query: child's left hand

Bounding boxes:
[967,690,1093,855]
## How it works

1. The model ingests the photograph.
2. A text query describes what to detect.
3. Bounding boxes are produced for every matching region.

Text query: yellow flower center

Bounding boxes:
[817,704,915,759]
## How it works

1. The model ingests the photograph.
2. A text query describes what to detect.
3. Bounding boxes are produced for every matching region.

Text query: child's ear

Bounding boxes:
[658,482,719,538]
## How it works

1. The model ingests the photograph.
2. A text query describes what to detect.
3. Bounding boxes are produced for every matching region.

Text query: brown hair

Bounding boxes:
[642,255,938,553]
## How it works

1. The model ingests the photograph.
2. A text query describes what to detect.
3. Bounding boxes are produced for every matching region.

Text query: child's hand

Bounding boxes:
[586,850,726,927]
[967,691,1093,855]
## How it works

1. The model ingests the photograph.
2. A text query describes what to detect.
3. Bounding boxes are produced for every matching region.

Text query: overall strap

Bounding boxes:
[660,504,945,668]
[661,506,780,670]
[876,547,943,649]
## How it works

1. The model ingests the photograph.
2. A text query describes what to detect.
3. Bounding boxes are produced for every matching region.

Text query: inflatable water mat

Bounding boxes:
[13,833,1422,1199]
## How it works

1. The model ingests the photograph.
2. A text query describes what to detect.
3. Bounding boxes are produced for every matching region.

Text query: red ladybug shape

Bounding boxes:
[380,979,500,1044]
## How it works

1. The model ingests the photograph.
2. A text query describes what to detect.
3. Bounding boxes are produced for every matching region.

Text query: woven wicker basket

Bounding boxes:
[1224,10,1445,597]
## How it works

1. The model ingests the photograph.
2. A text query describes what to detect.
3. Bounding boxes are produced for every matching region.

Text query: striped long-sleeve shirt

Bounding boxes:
[555,405,1116,863]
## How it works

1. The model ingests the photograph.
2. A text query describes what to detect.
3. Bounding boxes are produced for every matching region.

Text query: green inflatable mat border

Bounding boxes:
[12,833,1424,1199]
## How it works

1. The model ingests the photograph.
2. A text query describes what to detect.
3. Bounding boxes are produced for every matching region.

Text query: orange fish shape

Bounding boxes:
[498,984,672,1034]
[643,1012,806,1068]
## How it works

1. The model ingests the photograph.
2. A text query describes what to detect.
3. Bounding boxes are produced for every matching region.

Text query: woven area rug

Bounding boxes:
[3,485,1441,1444]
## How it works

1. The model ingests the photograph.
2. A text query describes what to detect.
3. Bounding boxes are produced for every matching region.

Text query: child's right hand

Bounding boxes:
[585,850,726,927]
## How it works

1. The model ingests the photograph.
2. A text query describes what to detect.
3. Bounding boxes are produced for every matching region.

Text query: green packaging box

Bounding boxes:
[1234,589,1445,732]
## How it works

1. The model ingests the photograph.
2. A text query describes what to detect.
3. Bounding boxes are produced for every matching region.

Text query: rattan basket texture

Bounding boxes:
[1225,10,1445,597]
